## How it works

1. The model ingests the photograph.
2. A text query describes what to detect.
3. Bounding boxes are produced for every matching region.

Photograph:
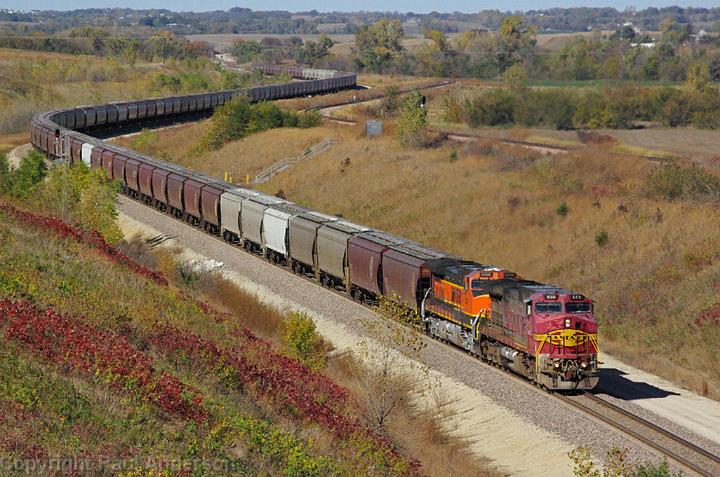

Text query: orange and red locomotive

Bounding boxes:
[422,259,598,390]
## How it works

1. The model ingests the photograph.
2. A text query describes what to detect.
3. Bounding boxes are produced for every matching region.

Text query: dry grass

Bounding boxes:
[277,75,453,112]
[327,354,499,477]
[0,48,250,135]
[113,123,333,183]
[0,131,30,154]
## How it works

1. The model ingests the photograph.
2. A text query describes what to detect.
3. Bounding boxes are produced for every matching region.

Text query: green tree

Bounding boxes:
[6,150,46,199]
[39,163,123,243]
[231,39,263,63]
[395,90,427,148]
[503,63,528,91]
[352,18,405,73]
[497,15,537,72]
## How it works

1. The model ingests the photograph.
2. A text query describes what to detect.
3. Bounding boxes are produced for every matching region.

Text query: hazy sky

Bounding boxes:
[7,1,720,13]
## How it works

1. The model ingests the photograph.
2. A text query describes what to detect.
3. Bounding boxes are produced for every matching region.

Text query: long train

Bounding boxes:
[29,65,599,391]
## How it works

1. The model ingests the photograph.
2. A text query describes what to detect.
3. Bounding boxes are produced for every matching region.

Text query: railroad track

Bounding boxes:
[558,392,720,477]
[302,79,455,113]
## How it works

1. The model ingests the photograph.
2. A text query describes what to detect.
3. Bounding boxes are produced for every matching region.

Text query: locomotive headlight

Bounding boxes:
[554,361,560,368]
[565,318,571,328]
[580,362,587,368]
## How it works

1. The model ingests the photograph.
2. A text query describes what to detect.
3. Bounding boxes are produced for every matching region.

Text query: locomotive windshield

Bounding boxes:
[566,302,592,313]
[470,280,488,297]
[536,302,562,313]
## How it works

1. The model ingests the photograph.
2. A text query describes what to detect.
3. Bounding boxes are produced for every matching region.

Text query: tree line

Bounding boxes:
[231,35,335,67]
[4,7,720,36]
[443,79,720,130]
[0,30,213,63]
[350,17,720,83]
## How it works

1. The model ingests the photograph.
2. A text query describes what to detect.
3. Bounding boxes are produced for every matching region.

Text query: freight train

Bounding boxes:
[29,65,599,391]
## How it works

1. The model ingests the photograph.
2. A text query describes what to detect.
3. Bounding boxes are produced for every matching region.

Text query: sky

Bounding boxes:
[6,1,720,13]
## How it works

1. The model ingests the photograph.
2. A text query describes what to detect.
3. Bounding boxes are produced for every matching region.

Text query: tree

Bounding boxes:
[298,35,335,66]
[619,25,637,40]
[6,150,46,199]
[350,299,427,430]
[395,90,428,148]
[497,15,537,71]
[503,63,528,91]
[352,18,405,73]
[283,312,326,371]
[39,163,123,243]
[231,39,263,63]
[686,62,710,91]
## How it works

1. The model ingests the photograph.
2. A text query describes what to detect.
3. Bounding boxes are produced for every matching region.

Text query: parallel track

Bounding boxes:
[310,81,674,163]
[558,392,720,476]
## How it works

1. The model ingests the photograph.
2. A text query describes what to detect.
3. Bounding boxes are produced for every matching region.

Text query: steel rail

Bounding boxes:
[557,392,720,477]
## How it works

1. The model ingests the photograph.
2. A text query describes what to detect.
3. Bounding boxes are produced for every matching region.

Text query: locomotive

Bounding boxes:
[29,65,599,391]
[422,259,598,390]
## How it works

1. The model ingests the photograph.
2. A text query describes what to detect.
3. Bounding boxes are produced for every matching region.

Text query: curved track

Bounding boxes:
[29,66,716,474]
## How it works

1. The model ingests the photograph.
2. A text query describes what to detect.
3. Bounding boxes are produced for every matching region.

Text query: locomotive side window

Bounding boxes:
[566,302,592,313]
[536,302,562,313]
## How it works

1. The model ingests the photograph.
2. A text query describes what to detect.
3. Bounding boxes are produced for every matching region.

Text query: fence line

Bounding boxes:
[254,138,338,184]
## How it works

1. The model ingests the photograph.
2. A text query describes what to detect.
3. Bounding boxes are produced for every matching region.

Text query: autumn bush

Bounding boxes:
[0,150,46,198]
[283,312,327,371]
[644,161,720,202]
[198,96,321,151]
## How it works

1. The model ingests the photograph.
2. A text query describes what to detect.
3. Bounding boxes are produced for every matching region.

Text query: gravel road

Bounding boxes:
[116,197,703,476]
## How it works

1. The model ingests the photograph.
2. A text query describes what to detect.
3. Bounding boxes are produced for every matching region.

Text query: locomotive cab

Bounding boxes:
[529,291,599,390]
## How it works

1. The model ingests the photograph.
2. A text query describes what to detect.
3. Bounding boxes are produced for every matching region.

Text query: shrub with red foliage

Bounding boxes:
[0,203,167,286]
[151,324,360,436]
[0,300,207,423]
[696,305,720,327]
